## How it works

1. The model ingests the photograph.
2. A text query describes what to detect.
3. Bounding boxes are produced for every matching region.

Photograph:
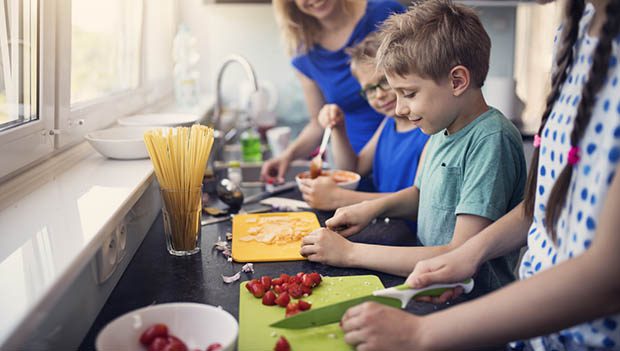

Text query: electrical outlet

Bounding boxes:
[115,221,127,262]
[94,231,118,284]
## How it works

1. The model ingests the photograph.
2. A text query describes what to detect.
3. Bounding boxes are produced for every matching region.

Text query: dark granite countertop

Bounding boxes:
[80,188,477,350]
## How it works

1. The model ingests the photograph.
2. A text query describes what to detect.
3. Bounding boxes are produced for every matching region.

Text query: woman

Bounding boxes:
[261,0,404,184]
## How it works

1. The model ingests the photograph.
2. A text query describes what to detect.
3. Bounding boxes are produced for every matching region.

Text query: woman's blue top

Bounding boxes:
[291,0,405,153]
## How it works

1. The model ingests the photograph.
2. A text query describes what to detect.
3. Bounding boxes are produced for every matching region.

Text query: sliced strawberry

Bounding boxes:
[288,275,301,284]
[288,283,303,299]
[249,282,266,298]
[206,342,222,351]
[260,276,272,288]
[147,337,169,351]
[271,277,283,286]
[164,336,188,351]
[301,274,315,288]
[274,336,290,351]
[308,272,322,286]
[275,292,290,307]
[279,273,290,283]
[140,324,169,346]
[285,302,300,317]
[301,285,312,296]
[262,290,277,306]
[298,300,312,311]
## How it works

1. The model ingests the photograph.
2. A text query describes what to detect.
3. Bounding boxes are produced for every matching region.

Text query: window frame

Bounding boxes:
[0,0,55,180]
[0,0,176,180]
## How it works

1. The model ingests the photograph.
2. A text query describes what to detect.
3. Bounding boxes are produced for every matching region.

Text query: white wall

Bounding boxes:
[179,1,309,128]
[180,1,522,131]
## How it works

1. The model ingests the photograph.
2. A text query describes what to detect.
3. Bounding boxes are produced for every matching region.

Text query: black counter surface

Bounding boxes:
[80,188,483,350]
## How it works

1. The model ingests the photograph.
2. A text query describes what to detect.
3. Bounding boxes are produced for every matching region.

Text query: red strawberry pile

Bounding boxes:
[139,323,222,351]
[245,272,322,318]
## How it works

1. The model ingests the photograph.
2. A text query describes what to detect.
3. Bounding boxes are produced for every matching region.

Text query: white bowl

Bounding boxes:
[295,169,361,191]
[85,126,153,160]
[117,113,199,127]
[96,303,238,351]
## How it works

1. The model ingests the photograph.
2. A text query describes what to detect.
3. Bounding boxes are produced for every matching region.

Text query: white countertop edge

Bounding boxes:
[0,144,156,347]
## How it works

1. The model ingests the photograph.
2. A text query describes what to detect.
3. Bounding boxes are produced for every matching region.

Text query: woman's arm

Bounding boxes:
[261,71,326,182]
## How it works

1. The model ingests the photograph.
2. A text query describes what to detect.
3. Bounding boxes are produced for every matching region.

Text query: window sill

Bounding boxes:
[0,141,156,347]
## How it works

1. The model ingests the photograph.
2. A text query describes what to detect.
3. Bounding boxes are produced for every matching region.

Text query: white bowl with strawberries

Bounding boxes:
[95,302,238,351]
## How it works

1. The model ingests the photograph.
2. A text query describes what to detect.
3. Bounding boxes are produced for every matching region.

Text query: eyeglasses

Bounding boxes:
[359,78,391,100]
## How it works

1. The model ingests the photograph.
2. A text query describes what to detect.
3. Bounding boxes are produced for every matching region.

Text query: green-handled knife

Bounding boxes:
[270,278,474,329]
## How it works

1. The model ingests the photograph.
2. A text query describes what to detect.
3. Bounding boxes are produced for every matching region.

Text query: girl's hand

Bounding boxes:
[300,228,354,267]
[298,176,342,210]
[406,247,478,304]
[325,200,381,237]
[341,302,424,351]
[317,104,345,129]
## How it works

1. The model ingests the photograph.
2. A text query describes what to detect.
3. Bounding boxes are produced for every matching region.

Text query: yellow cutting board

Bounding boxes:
[231,212,320,262]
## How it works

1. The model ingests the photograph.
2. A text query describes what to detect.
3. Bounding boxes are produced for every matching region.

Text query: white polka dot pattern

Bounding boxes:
[516,4,620,350]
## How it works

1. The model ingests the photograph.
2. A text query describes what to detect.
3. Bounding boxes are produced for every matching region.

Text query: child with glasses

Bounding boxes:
[300,1,526,296]
[298,33,429,234]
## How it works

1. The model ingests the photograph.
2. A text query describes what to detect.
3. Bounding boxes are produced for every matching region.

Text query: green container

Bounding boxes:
[241,130,262,162]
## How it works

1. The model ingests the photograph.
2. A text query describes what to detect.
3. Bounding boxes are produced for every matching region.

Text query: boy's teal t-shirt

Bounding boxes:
[415,107,526,290]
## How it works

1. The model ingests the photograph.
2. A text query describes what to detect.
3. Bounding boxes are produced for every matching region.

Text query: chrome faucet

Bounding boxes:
[212,54,259,133]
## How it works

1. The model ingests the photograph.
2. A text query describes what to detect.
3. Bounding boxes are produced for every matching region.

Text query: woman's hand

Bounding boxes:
[298,176,343,210]
[325,200,382,237]
[406,246,479,304]
[260,153,292,184]
[317,104,345,129]
[300,228,354,267]
[341,302,425,351]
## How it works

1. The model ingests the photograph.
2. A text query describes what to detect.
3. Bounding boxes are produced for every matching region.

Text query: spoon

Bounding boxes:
[310,127,332,179]
[216,178,244,213]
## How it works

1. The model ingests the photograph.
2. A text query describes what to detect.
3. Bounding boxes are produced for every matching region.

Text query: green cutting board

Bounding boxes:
[238,275,386,351]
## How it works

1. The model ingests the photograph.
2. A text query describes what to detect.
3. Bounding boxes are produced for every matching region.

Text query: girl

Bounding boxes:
[261,0,404,184]
[339,0,620,350]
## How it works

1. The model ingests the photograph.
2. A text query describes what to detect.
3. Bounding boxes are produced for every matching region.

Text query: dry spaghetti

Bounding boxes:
[144,125,214,252]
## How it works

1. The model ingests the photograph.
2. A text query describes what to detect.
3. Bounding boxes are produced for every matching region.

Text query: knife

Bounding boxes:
[201,206,271,226]
[270,279,474,329]
[242,181,297,205]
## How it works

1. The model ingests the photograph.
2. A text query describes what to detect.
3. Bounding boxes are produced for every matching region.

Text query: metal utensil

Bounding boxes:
[216,178,244,212]
[201,206,270,226]
[310,127,332,179]
[270,279,474,329]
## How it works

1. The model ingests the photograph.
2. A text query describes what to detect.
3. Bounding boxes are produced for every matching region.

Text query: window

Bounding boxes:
[0,0,176,181]
[0,0,39,133]
[71,0,142,104]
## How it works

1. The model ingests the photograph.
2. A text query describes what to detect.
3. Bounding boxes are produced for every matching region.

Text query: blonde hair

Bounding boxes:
[272,0,357,55]
[376,0,490,87]
[346,32,381,74]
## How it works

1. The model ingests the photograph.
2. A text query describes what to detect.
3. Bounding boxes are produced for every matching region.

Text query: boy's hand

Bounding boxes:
[340,302,423,351]
[405,248,478,304]
[325,200,380,237]
[318,104,345,129]
[300,228,354,267]
[298,176,342,210]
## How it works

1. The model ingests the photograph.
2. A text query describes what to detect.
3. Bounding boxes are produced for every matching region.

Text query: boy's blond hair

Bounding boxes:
[376,0,491,87]
[272,0,356,56]
[346,32,381,75]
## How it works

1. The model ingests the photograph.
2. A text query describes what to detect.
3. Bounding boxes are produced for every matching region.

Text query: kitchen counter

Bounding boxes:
[80,188,483,350]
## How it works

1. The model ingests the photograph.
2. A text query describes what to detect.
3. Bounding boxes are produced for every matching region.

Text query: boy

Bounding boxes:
[300,0,526,293]
[298,33,429,236]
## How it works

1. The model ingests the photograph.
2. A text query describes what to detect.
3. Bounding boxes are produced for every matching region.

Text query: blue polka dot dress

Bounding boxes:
[515,4,620,351]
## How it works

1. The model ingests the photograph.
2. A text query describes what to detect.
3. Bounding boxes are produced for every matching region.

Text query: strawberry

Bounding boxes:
[298,300,312,311]
[274,336,290,351]
[262,290,277,306]
[275,292,290,307]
